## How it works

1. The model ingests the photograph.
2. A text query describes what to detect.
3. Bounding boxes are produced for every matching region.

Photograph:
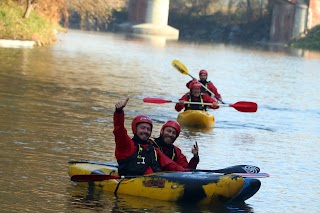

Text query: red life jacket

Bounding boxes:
[185,94,206,111]
[117,142,162,176]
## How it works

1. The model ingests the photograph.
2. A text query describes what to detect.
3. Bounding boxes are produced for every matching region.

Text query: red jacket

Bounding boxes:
[172,146,199,169]
[186,80,222,99]
[175,92,218,112]
[113,110,187,174]
[152,137,199,169]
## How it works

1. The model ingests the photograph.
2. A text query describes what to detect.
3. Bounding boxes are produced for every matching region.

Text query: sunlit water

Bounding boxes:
[0,30,319,212]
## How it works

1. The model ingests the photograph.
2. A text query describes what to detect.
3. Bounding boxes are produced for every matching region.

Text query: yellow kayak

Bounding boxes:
[68,160,245,205]
[177,110,215,128]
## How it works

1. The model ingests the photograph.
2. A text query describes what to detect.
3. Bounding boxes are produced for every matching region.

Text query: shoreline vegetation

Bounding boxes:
[0,1,63,46]
[0,0,319,50]
[289,25,320,50]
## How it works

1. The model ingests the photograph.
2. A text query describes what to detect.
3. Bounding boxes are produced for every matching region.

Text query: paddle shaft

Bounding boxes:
[187,73,220,101]
[143,97,216,106]
[174,100,214,106]
[172,60,224,103]
[174,101,246,108]
[143,98,257,112]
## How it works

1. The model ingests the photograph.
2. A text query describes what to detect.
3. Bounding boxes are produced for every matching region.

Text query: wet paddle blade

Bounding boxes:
[172,60,189,75]
[229,101,258,112]
[203,165,261,173]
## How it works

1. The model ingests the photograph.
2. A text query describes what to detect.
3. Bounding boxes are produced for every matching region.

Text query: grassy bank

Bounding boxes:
[0,1,61,45]
[289,25,320,50]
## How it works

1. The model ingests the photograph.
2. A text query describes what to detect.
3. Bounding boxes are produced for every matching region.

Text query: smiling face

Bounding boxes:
[135,123,152,141]
[161,126,178,145]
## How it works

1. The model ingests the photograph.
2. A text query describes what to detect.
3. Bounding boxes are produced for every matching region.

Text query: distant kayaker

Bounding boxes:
[175,80,219,112]
[114,98,187,176]
[150,120,199,169]
[186,69,223,103]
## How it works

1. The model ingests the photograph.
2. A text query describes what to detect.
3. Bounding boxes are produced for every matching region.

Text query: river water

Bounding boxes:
[0,30,319,213]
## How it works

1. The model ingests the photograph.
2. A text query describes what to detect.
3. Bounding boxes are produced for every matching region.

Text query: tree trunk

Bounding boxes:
[246,0,254,22]
[227,0,234,23]
[63,4,69,28]
[23,0,33,19]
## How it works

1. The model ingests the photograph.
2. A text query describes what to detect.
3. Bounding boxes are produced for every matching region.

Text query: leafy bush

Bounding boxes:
[290,25,320,50]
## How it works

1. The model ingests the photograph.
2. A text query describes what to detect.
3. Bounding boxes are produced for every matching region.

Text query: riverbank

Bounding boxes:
[289,25,320,50]
[1,1,319,50]
[0,39,35,48]
[0,1,61,46]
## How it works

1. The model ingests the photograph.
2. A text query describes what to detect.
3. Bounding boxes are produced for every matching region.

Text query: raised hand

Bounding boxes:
[192,141,199,158]
[115,98,129,110]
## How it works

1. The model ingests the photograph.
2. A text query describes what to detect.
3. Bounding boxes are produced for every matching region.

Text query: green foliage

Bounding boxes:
[290,25,320,50]
[0,1,60,45]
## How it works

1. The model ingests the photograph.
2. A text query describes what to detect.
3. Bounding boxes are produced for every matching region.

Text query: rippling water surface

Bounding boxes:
[0,30,319,212]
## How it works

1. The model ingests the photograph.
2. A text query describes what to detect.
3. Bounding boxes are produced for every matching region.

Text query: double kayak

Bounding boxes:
[68,160,261,205]
[177,110,215,128]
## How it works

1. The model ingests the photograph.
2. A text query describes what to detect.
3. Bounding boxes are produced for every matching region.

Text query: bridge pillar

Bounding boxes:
[145,0,169,25]
[120,0,179,39]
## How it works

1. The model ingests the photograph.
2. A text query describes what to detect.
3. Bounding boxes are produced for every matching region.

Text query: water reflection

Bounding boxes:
[182,126,214,135]
[67,184,254,213]
[124,33,174,47]
[67,184,114,211]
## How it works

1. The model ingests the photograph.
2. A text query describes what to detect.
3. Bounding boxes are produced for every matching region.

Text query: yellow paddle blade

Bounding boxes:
[172,60,188,75]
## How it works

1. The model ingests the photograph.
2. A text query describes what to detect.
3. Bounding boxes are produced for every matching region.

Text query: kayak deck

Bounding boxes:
[177,110,215,128]
[68,161,245,205]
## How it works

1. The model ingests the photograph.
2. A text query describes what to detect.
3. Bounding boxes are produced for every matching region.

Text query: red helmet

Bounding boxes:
[189,80,202,90]
[199,69,208,76]
[160,120,181,141]
[131,115,153,134]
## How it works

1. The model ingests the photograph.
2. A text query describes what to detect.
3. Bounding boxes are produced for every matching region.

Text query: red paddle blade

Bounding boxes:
[71,174,119,182]
[230,101,258,112]
[143,97,172,104]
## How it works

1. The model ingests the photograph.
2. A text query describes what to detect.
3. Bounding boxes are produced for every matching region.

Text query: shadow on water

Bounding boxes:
[67,184,254,213]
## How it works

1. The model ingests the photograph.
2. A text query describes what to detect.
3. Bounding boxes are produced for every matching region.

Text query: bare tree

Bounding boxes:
[23,0,36,18]
[67,0,126,30]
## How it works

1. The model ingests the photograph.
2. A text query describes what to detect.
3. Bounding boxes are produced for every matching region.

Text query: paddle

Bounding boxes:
[71,172,269,182]
[143,97,258,113]
[192,164,260,173]
[172,59,225,104]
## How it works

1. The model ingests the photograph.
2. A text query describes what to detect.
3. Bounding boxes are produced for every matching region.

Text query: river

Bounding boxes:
[0,30,319,213]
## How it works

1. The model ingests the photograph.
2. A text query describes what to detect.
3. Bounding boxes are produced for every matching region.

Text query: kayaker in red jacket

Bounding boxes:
[186,69,223,103]
[151,120,199,169]
[175,80,219,112]
[114,98,187,176]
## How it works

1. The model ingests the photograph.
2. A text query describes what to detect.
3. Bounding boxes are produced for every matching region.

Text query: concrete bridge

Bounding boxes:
[118,0,320,42]
[270,0,320,42]
[117,0,179,39]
